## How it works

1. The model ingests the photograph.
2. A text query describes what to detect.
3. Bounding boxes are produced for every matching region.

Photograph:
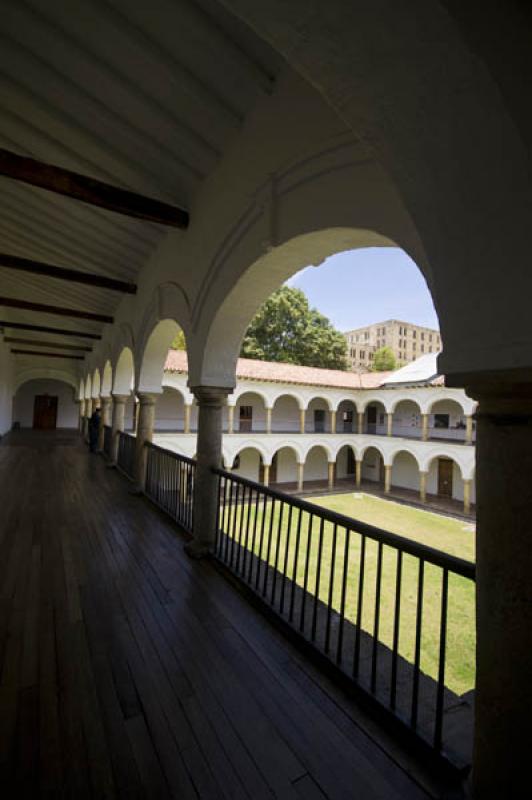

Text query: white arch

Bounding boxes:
[389,395,423,414]
[334,396,360,413]
[302,441,334,462]
[331,439,358,461]
[271,390,306,411]
[230,442,269,466]
[389,446,423,471]
[84,374,92,400]
[78,377,85,401]
[138,319,181,393]
[14,369,78,395]
[360,395,393,413]
[422,450,466,480]
[230,387,270,408]
[305,394,334,412]
[359,442,386,462]
[91,369,101,399]
[101,360,113,397]
[427,395,469,416]
[270,441,304,464]
[113,347,135,396]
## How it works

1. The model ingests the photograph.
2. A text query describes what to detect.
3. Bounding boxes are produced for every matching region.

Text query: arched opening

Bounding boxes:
[231,447,264,483]
[271,394,301,433]
[101,360,113,397]
[233,391,267,433]
[391,399,422,439]
[361,446,385,488]
[303,444,329,488]
[154,386,186,432]
[138,319,185,394]
[113,347,135,396]
[335,444,356,483]
[428,399,469,443]
[84,375,92,400]
[363,401,387,436]
[336,400,357,433]
[13,379,78,430]
[390,450,421,493]
[270,446,299,488]
[426,455,467,504]
[306,397,332,434]
[91,369,101,407]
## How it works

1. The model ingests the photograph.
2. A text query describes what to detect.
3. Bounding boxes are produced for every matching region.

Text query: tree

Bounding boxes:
[240,286,348,370]
[372,346,396,371]
[170,329,186,350]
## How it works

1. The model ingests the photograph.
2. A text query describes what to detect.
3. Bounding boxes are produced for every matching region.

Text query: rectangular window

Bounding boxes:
[421,345,425,352]
[314,409,326,433]
[239,405,253,432]
[421,332,425,340]
[360,350,365,359]
[413,330,417,339]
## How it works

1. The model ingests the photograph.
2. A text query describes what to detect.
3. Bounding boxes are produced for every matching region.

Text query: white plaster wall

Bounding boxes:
[336,446,354,478]
[304,447,328,481]
[13,379,77,428]
[154,388,184,431]
[361,448,383,483]
[392,400,422,439]
[429,399,468,442]
[0,342,13,435]
[232,448,261,481]
[275,447,298,482]
[272,395,300,432]
[390,452,420,491]
[306,398,331,433]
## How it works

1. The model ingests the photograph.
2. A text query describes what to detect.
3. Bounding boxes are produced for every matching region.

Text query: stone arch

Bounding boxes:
[154,386,187,432]
[335,398,358,433]
[231,387,270,408]
[390,395,423,414]
[113,347,135,396]
[303,443,330,485]
[270,393,304,434]
[84,374,92,400]
[101,360,113,398]
[390,449,422,494]
[91,369,101,400]
[271,444,300,486]
[14,370,78,396]
[335,443,357,481]
[138,319,183,394]
[230,445,267,483]
[360,445,385,487]
[390,398,423,438]
[271,389,305,410]
[78,378,85,401]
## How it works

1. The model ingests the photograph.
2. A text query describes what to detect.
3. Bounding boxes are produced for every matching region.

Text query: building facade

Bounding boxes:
[344,320,442,371]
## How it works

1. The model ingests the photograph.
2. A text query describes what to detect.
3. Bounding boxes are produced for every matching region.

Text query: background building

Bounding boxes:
[344,319,442,371]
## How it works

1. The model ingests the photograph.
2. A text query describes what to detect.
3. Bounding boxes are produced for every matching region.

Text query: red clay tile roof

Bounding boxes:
[164,349,393,389]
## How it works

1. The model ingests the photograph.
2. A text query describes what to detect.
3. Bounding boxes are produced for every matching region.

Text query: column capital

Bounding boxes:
[190,386,233,408]
[99,395,112,404]
[111,393,129,404]
[137,392,159,406]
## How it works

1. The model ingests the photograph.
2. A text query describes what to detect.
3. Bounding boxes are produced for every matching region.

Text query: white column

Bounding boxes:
[464,381,532,798]
[328,461,335,490]
[297,462,304,491]
[419,470,427,503]
[187,386,231,557]
[110,394,128,464]
[266,407,272,434]
[330,410,337,433]
[133,393,157,491]
[299,408,306,434]
[184,403,191,434]
[98,396,112,452]
[421,413,429,441]
[355,458,362,488]
[386,412,393,436]
[78,399,85,432]
[384,464,391,494]
[465,414,474,444]
[227,404,234,434]
[84,399,93,441]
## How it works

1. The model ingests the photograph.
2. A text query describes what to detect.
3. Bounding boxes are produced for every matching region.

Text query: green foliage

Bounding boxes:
[240,286,348,370]
[170,329,186,350]
[373,346,396,371]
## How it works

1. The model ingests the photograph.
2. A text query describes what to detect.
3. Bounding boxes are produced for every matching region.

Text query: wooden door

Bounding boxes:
[33,395,58,430]
[437,458,453,497]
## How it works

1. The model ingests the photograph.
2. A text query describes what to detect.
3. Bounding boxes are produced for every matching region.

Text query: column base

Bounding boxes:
[184,540,212,559]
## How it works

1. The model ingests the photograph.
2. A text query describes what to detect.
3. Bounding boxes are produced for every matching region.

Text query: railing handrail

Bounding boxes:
[213,466,475,580]
[144,440,196,465]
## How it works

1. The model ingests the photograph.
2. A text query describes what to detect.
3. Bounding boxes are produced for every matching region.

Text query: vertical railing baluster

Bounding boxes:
[411,559,425,730]
[390,550,403,711]
[311,518,325,643]
[235,484,247,574]
[248,489,260,583]
[371,541,384,694]
[353,534,366,680]
[324,523,338,654]
[300,513,314,634]
[289,508,303,624]
[279,504,294,615]
[270,502,285,607]
[262,499,276,597]
[434,569,449,751]
[336,527,350,665]
[255,492,268,590]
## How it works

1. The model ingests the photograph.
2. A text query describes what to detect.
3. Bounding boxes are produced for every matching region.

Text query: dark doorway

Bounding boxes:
[367,405,377,434]
[239,405,253,432]
[33,395,58,430]
[346,448,355,475]
[314,409,326,432]
[438,458,454,497]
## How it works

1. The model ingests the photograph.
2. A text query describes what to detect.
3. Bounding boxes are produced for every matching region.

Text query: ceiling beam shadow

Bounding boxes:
[0,296,113,323]
[0,253,137,294]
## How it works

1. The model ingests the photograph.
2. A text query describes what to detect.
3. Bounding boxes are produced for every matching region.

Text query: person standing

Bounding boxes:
[88,406,101,453]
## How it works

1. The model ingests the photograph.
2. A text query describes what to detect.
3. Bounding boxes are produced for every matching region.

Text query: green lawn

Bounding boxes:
[221,490,476,695]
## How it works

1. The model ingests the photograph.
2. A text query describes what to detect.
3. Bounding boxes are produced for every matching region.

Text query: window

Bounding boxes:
[314,409,326,433]
[369,352,374,360]
[429,334,433,342]
[413,330,417,339]
[434,414,450,429]
[239,405,253,432]
[365,331,369,340]
[421,345,425,352]
[421,332,425,340]
[360,350,365,359]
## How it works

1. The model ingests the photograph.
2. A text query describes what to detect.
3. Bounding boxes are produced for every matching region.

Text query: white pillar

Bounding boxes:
[299,408,306,434]
[78,399,85,432]
[463,381,532,798]
[184,403,191,434]
[328,461,335,490]
[384,464,391,494]
[98,396,112,452]
[386,412,393,436]
[227,404,234,434]
[357,411,364,434]
[355,458,362,488]
[266,407,272,434]
[330,410,337,433]
[463,478,472,515]
[187,386,231,557]
[133,393,157,491]
[421,413,429,441]
[419,470,428,503]
[110,394,128,464]
[465,414,474,444]
[297,462,304,491]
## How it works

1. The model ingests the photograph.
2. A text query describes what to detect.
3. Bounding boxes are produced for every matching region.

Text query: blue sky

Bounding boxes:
[285,248,439,332]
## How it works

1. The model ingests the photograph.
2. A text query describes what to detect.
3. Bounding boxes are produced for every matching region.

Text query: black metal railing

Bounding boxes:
[117,431,136,480]
[103,425,112,458]
[145,443,195,533]
[213,467,475,765]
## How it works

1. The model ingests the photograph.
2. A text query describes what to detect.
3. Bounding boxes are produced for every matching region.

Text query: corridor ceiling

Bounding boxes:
[0,0,280,361]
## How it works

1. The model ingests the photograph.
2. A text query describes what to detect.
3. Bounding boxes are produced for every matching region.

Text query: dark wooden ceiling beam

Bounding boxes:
[11,349,84,360]
[0,320,101,340]
[0,252,137,294]
[3,337,92,352]
[0,148,189,228]
[0,296,113,323]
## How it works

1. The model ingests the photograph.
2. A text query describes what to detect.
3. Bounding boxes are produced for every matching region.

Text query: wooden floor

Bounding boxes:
[0,431,455,798]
